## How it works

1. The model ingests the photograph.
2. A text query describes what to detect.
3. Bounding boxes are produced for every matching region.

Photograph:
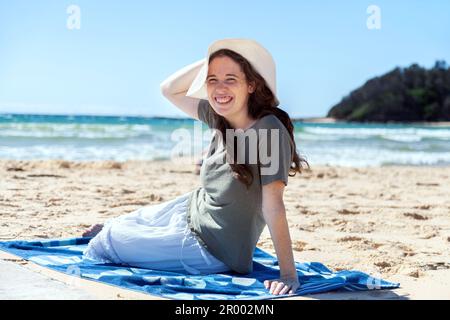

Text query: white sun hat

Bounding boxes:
[185,38,279,106]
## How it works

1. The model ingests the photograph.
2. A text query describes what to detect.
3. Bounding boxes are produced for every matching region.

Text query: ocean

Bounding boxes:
[1,113,449,167]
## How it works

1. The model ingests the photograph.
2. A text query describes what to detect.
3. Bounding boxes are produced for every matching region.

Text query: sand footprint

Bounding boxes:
[292,240,307,251]
[337,236,363,242]
[392,243,417,257]
[420,262,450,271]
[413,204,432,210]
[416,182,439,186]
[404,212,429,220]
[6,167,25,171]
[337,208,360,215]
[337,236,383,249]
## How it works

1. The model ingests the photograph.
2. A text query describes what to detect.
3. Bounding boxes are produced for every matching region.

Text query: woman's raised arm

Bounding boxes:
[160,59,205,120]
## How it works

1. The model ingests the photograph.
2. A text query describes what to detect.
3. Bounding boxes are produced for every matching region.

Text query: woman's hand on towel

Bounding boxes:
[264,276,300,295]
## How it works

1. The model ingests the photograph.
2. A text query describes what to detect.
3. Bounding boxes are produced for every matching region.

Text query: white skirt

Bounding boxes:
[82,191,231,275]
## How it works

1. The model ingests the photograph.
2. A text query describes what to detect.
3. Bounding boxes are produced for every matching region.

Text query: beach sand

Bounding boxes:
[1,159,449,299]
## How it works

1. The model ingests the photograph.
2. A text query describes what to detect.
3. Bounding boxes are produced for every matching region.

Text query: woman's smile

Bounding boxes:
[214,95,234,105]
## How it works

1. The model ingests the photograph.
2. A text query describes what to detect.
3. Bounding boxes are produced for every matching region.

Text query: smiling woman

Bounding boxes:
[195,46,308,188]
[82,38,310,296]
[205,55,255,123]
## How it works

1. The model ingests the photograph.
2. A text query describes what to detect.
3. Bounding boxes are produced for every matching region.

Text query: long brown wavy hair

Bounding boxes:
[207,49,310,188]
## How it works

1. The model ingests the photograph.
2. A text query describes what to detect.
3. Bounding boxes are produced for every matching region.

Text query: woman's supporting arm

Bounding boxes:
[160,58,205,120]
[261,180,300,295]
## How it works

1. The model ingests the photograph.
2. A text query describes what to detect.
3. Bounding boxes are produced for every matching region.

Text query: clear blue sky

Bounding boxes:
[0,0,449,118]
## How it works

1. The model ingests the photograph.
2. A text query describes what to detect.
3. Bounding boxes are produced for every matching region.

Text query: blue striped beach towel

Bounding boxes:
[0,237,400,300]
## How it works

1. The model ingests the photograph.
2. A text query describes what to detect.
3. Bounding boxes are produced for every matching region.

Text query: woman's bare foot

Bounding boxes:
[82,224,104,238]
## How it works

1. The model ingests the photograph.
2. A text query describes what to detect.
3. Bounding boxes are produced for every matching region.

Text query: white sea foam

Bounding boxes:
[1,117,449,166]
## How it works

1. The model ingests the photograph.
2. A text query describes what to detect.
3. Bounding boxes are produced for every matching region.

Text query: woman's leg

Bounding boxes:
[81,192,192,238]
[82,190,230,274]
[82,191,194,265]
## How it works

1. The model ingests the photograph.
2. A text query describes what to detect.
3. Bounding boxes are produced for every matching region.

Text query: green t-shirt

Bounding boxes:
[186,99,294,274]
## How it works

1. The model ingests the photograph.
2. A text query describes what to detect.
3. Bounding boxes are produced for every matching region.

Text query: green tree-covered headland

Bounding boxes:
[327,61,450,122]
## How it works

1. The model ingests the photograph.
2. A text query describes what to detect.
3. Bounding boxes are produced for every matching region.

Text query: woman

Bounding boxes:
[82,38,309,296]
